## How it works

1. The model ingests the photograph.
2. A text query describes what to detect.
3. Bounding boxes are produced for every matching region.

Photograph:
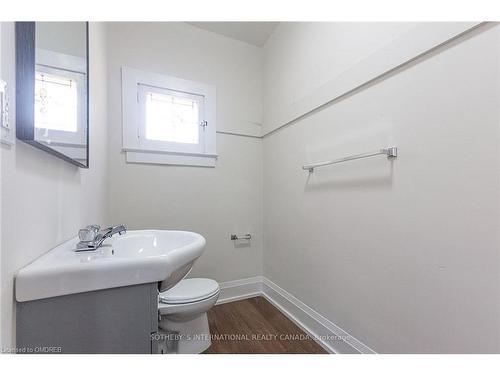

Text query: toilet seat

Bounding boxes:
[159,278,219,305]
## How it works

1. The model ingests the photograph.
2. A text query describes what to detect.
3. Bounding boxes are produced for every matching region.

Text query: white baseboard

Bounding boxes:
[262,277,375,354]
[217,276,263,304]
[216,276,375,354]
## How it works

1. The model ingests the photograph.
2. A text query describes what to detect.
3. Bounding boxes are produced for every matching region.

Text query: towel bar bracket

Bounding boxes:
[385,147,398,158]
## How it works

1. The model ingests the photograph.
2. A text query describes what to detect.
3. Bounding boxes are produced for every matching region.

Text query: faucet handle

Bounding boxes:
[103,224,127,236]
[87,224,101,232]
[78,225,100,242]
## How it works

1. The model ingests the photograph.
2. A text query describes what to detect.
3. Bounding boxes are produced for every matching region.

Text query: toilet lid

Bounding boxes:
[159,278,219,304]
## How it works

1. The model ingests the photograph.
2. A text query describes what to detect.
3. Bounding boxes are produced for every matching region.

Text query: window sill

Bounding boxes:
[124,149,218,167]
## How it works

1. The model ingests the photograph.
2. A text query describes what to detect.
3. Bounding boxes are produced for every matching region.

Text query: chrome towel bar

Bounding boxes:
[303,147,398,173]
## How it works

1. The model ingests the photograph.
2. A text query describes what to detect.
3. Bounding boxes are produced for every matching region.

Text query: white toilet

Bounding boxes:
[158,278,220,354]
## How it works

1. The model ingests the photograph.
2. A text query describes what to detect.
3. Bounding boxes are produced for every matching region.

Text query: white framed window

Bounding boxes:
[122,67,217,167]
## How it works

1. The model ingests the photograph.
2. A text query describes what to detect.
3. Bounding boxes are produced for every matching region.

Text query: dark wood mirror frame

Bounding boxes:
[15,22,90,168]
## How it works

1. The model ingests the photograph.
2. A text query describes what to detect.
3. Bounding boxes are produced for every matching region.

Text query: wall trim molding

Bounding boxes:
[262,22,484,137]
[216,276,375,354]
[216,130,262,139]
[217,276,263,304]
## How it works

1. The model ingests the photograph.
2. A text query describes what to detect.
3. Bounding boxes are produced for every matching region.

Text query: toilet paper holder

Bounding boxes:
[230,233,251,241]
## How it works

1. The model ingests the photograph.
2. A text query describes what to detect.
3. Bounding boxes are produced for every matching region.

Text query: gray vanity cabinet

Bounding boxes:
[16,283,159,354]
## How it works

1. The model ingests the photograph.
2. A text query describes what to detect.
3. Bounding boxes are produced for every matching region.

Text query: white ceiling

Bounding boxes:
[187,22,279,47]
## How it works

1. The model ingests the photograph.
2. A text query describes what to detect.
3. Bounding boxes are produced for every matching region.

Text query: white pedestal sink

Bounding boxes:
[16,230,206,302]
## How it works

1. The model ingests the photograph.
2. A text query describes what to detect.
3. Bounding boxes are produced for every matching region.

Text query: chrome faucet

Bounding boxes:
[76,224,127,251]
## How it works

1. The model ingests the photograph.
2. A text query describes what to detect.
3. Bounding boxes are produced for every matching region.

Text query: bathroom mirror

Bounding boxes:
[16,22,89,168]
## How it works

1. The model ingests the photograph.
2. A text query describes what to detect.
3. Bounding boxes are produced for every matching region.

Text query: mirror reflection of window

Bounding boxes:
[35,72,78,133]
[32,21,88,166]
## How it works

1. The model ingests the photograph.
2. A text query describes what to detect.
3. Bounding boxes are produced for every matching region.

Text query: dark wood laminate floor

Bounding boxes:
[205,297,327,354]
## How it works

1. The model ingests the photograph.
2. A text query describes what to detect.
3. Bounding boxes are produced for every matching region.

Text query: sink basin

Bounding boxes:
[15,230,206,302]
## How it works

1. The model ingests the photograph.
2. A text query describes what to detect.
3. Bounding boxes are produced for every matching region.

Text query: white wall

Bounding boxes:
[0,21,3,349]
[0,22,109,349]
[36,22,87,58]
[106,23,264,284]
[263,22,417,133]
[262,23,500,353]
